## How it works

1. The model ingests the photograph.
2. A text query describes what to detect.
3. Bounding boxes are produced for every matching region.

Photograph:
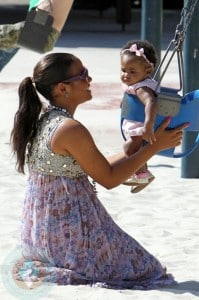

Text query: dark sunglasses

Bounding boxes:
[62,67,89,83]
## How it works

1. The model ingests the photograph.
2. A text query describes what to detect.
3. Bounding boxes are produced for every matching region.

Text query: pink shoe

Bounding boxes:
[123,170,154,186]
[130,171,155,193]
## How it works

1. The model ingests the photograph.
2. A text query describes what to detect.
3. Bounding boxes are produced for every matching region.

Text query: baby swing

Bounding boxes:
[120,0,199,158]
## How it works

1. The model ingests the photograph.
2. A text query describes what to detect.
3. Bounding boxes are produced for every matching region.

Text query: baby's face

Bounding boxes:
[120,54,151,86]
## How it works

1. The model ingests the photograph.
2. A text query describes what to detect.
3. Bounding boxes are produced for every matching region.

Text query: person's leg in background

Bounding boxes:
[0,0,74,71]
[30,0,74,52]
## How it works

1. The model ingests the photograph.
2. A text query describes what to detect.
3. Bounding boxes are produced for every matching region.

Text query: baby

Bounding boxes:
[120,40,160,193]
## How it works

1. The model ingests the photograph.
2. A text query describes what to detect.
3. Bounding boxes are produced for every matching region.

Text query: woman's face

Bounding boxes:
[66,59,93,105]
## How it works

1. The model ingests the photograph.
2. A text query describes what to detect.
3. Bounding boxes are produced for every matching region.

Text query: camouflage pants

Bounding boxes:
[0,21,60,52]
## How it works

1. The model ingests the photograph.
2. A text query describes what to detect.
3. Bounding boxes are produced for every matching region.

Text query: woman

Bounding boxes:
[11,52,188,289]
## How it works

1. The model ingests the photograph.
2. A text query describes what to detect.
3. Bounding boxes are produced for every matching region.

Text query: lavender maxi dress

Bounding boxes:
[15,108,175,289]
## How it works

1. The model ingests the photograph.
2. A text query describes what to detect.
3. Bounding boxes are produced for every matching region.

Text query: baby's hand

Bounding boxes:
[142,126,156,144]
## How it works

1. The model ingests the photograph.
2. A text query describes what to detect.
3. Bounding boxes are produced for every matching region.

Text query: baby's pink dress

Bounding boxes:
[122,78,159,139]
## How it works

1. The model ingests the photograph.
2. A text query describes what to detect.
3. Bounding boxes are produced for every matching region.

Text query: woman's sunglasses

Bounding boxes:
[62,67,89,83]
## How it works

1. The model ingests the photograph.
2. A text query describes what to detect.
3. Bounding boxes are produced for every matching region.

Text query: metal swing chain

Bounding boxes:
[153,0,198,95]
[176,0,199,47]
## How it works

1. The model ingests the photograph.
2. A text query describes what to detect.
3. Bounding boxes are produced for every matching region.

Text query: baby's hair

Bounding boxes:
[121,40,158,67]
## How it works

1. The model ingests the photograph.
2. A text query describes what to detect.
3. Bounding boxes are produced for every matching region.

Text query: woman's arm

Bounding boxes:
[51,117,188,189]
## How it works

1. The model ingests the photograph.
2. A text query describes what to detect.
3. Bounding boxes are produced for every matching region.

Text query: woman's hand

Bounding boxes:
[153,117,190,152]
[51,117,189,189]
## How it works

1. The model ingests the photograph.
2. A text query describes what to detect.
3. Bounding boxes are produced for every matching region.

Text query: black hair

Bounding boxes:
[10,53,77,173]
[121,39,158,66]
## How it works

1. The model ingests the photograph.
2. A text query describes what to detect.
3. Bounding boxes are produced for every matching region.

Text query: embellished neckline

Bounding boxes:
[48,105,73,118]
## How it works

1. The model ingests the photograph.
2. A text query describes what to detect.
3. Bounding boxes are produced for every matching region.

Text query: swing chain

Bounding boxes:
[153,0,198,94]
[173,0,198,50]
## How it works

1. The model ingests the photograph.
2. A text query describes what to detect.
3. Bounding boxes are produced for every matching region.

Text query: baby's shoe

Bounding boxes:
[123,170,154,186]
[130,171,155,193]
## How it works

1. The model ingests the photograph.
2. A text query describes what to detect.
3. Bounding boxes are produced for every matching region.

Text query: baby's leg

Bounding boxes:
[123,137,146,183]
[123,135,155,191]
[123,136,143,157]
[123,136,147,173]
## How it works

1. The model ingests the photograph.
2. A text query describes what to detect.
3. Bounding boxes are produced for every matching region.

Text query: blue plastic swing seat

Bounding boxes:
[120,89,199,158]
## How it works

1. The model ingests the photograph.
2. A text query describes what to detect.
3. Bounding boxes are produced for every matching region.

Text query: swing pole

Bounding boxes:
[141,0,163,66]
[181,0,199,178]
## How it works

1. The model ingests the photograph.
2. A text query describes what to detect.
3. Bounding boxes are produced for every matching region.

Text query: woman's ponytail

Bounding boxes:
[10,77,42,173]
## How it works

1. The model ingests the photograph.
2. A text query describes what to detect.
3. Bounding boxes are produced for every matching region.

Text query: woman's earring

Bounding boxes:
[64,92,69,98]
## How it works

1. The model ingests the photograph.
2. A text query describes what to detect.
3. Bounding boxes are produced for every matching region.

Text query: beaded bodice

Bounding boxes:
[27,109,86,178]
